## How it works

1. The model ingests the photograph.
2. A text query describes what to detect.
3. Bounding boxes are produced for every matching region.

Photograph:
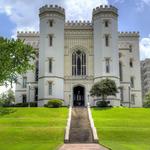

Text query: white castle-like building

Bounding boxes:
[15,5,142,107]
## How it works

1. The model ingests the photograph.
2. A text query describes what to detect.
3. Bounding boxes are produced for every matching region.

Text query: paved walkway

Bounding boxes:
[59,144,109,150]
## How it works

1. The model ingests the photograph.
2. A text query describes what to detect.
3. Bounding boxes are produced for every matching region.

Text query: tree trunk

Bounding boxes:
[102,94,105,102]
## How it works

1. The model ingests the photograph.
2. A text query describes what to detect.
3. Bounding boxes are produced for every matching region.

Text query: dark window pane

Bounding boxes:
[105,21,108,27]
[23,77,27,88]
[49,35,53,46]
[119,62,123,81]
[35,61,38,81]
[106,58,110,73]
[49,59,52,73]
[49,82,52,95]
[22,95,27,103]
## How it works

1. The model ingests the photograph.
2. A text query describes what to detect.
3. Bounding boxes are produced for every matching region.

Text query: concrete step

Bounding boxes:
[69,128,93,143]
[59,144,109,150]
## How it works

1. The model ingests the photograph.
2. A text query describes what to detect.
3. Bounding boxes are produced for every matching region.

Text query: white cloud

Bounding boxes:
[140,35,150,60]
[0,0,108,38]
[141,0,150,4]
[65,0,108,21]
[136,0,150,11]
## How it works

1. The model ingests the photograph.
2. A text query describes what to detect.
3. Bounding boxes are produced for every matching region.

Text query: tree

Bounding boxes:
[143,92,150,108]
[0,89,15,106]
[90,79,118,101]
[0,37,36,86]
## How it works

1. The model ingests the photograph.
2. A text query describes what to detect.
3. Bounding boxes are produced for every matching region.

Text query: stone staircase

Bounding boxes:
[69,107,93,143]
[59,107,110,150]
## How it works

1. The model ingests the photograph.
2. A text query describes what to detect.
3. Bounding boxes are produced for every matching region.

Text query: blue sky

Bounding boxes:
[0,0,150,60]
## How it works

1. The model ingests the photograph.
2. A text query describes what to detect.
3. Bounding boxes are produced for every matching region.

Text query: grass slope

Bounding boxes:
[92,108,150,150]
[0,107,68,150]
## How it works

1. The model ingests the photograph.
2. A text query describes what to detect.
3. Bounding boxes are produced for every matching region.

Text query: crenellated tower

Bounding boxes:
[38,5,65,106]
[93,5,120,106]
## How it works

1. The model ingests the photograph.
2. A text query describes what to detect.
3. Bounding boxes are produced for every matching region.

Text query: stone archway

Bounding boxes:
[73,86,85,106]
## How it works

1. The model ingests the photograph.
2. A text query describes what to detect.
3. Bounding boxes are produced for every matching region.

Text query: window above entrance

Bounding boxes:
[72,50,86,76]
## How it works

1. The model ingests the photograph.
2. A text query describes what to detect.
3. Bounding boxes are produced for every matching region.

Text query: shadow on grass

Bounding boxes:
[0,107,17,116]
[92,106,113,111]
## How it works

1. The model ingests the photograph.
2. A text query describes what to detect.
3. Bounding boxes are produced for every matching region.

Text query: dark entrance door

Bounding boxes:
[73,86,85,106]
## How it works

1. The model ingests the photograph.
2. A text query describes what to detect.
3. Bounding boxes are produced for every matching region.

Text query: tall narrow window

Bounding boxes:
[130,77,134,88]
[131,94,135,104]
[49,58,52,73]
[129,45,132,52]
[49,20,53,27]
[105,58,110,73]
[105,35,109,47]
[22,77,27,88]
[35,61,39,81]
[49,35,53,46]
[130,59,133,67]
[48,82,52,95]
[34,87,38,101]
[105,20,109,27]
[72,50,86,76]
[119,61,123,81]
[22,94,27,103]
[120,87,124,102]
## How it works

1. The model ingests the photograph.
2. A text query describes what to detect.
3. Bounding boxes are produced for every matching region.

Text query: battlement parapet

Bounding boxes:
[65,20,92,29]
[65,20,92,26]
[39,5,65,16]
[93,5,118,16]
[17,31,39,37]
[119,31,139,37]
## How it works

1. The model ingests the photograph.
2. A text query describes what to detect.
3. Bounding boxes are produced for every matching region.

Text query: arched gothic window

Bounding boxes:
[72,50,86,76]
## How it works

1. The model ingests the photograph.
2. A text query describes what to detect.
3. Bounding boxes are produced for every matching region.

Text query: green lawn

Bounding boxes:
[92,108,150,150]
[0,107,68,150]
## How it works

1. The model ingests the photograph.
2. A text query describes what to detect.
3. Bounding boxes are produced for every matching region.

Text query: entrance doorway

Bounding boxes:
[73,86,85,106]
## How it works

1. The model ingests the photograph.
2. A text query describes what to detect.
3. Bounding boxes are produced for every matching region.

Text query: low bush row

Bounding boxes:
[3,102,37,107]
[2,99,63,108]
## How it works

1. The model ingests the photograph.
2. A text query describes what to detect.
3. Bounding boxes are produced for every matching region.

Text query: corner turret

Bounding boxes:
[38,5,65,106]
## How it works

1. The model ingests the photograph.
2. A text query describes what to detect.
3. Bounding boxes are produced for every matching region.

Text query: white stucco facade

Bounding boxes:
[15,5,142,107]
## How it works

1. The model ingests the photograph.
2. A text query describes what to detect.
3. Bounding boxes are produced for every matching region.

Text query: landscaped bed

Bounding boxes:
[0,107,68,150]
[92,108,150,150]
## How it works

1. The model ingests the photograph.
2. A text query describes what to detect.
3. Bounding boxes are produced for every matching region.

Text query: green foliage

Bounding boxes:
[143,92,150,107]
[0,37,36,85]
[46,99,63,108]
[0,107,16,116]
[0,89,15,106]
[92,108,150,150]
[14,102,37,107]
[96,101,109,107]
[90,79,118,101]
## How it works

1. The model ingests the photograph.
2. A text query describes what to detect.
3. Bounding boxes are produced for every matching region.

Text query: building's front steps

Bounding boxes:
[69,107,93,143]
[59,144,109,150]
[59,107,109,150]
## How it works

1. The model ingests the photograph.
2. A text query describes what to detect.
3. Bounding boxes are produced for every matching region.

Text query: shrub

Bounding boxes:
[14,102,37,107]
[14,103,28,107]
[143,101,150,108]
[96,101,109,107]
[143,92,150,108]
[46,99,63,108]
[44,104,48,107]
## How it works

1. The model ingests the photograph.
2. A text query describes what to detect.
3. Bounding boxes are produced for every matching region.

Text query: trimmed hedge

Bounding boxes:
[45,99,63,108]
[15,102,37,107]
[96,101,110,107]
